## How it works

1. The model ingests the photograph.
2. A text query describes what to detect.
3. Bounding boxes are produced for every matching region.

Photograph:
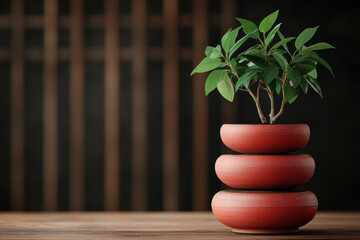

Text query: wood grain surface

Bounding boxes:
[0,212,359,239]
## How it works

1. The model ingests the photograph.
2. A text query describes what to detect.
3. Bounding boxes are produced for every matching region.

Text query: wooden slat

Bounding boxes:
[104,0,120,211]
[0,16,11,28]
[163,0,179,211]
[69,0,85,210]
[0,47,193,61]
[0,14,221,29]
[10,0,24,211]
[131,0,147,211]
[43,0,59,211]
[25,15,43,28]
[192,0,209,211]
[220,0,237,135]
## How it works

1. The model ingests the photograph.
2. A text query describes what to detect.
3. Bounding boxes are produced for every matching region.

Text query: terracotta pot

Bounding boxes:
[215,154,315,189]
[220,124,310,153]
[212,190,318,234]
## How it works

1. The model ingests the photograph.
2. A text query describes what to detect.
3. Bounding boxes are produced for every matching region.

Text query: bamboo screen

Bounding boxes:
[0,0,240,211]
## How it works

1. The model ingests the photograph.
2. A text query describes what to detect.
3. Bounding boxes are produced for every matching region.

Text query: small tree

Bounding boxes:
[191,10,335,124]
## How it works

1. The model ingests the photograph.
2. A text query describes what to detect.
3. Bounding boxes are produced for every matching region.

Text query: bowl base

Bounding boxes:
[232,228,299,234]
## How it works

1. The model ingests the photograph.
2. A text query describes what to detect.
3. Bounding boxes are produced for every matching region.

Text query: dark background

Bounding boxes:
[0,0,359,211]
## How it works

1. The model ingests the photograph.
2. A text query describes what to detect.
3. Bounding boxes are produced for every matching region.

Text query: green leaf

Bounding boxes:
[235,66,246,77]
[229,29,258,57]
[284,83,300,102]
[272,49,286,54]
[272,51,288,70]
[205,46,215,57]
[235,70,258,90]
[265,23,282,45]
[275,79,282,95]
[302,49,319,57]
[259,10,279,34]
[209,45,222,58]
[303,42,335,52]
[295,60,316,75]
[308,54,334,77]
[307,69,317,79]
[223,27,241,54]
[217,74,234,102]
[267,80,275,92]
[205,45,222,58]
[277,31,290,54]
[288,94,298,104]
[290,55,309,65]
[236,18,259,39]
[305,76,323,98]
[300,77,308,94]
[239,45,261,57]
[205,70,227,95]
[295,26,319,50]
[221,29,232,51]
[230,58,237,70]
[245,48,263,57]
[263,67,279,84]
[271,37,295,50]
[243,55,269,69]
[287,67,302,88]
[191,57,226,75]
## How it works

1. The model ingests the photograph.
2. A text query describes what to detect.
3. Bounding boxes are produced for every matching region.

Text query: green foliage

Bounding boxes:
[263,67,279,85]
[295,26,319,50]
[259,10,279,34]
[217,74,234,102]
[191,9,335,123]
[222,27,241,54]
[191,57,226,75]
[236,18,259,39]
[205,70,226,95]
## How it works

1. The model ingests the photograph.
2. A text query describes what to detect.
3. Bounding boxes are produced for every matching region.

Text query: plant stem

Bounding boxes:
[272,73,287,123]
[263,81,275,124]
[225,59,267,123]
[247,89,267,124]
[226,60,267,123]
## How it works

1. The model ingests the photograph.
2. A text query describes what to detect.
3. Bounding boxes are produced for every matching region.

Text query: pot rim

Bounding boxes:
[221,123,309,126]
[219,189,312,194]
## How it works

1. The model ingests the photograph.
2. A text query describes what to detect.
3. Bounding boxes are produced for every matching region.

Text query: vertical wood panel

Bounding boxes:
[10,0,25,211]
[43,0,59,211]
[104,0,120,211]
[192,0,209,211]
[131,0,147,210]
[69,0,85,210]
[220,0,237,137]
[163,0,179,211]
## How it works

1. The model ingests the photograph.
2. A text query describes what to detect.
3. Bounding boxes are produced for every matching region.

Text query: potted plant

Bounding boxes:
[191,10,334,234]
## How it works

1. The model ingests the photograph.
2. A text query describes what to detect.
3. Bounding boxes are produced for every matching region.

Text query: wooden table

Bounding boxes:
[0,212,359,239]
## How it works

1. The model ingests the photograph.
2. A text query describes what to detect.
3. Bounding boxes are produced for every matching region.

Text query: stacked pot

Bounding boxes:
[211,124,318,234]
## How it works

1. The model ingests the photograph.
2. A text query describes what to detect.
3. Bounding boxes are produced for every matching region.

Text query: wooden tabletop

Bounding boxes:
[0,212,359,239]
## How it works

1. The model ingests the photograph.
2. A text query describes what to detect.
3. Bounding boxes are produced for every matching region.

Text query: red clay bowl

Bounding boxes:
[215,154,315,189]
[220,124,310,153]
[212,190,318,234]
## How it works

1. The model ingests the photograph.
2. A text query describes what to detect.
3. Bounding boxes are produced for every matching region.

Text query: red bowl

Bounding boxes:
[212,190,318,234]
[220,124,310,153]
[215,154,315,189]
